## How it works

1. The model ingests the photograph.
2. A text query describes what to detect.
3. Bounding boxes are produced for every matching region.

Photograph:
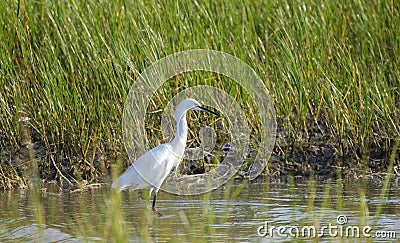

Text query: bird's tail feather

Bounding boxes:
[111,165,146,192]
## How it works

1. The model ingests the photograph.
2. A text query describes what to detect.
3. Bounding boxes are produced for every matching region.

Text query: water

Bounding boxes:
[0,177,399,242]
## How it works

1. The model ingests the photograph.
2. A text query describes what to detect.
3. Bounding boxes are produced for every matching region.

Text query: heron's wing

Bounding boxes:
[112,144,173,192]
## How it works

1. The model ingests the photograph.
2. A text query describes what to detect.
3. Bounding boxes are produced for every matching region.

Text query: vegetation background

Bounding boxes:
[0,0,399,189]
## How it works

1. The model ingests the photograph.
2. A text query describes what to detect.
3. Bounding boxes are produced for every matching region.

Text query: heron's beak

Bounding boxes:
[197,106,219,116]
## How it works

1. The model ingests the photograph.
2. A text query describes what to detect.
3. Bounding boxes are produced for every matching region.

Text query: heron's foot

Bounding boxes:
[152,206,163,217]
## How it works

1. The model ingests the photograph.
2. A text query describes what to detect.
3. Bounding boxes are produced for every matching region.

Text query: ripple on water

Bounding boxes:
[0,224,78,243]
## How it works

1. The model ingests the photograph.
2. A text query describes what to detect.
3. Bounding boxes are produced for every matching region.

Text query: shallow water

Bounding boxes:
[0,177,399,242]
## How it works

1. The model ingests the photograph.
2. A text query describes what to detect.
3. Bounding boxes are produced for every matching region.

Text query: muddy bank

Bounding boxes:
[1,130,398,190]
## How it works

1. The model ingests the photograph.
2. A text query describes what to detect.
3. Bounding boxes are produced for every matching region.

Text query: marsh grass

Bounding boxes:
[0,0,399,188]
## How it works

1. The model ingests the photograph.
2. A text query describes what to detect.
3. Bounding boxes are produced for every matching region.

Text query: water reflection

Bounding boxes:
[0,177,399,242]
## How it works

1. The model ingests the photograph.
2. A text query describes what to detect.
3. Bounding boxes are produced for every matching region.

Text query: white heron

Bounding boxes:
[112,98,218,216]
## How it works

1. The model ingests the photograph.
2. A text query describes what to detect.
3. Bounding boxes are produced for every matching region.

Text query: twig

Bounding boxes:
[50,155,73,186]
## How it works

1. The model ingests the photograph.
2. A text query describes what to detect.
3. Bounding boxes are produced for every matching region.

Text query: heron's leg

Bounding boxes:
[152,191,163,217]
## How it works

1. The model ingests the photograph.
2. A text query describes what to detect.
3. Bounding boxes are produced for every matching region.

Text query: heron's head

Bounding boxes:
[173,98,217,121]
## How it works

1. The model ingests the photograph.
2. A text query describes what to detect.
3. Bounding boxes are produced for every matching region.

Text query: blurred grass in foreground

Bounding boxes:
[0,0,399,188]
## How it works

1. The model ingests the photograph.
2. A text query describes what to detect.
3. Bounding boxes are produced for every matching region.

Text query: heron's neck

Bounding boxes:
[171,114,188,152]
